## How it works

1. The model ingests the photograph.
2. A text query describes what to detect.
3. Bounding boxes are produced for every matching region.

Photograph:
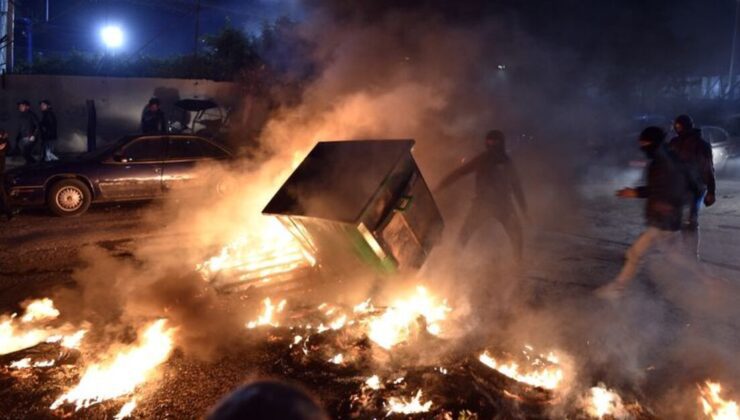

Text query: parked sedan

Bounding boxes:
[4,134,233,216]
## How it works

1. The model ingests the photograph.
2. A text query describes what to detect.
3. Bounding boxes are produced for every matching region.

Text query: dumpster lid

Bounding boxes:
[263,139,415,223]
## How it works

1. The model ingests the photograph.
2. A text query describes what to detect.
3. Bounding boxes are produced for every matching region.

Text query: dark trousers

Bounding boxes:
[682,193,704,259]
[19,137,36,164]
[458,199,523,261]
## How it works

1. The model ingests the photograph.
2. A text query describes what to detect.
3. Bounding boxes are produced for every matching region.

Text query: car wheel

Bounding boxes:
[48,179,92,217]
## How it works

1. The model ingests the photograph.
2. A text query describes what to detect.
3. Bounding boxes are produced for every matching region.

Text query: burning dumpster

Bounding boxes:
[263,139,444,278]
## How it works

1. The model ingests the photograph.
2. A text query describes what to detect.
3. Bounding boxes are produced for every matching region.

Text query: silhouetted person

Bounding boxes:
[39,100,59,162]
[668,114,716,260]
[436,130,527,261]
[596,127,698,299]
[208,380,328,420]
[0,130,14,220]
[16,100,39,164]
[141,98,168,134]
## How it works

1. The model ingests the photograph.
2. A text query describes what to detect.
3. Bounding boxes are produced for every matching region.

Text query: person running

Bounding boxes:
[596,127,698,299]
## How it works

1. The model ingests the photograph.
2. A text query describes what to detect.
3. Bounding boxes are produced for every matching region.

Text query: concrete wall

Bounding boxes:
[0,74,244,152]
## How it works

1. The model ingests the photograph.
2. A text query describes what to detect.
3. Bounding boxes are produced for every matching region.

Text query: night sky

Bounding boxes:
[9,0,740,77]
[13,0,302,58]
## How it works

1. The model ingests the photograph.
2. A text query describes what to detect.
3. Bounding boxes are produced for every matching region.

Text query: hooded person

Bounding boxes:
[141,97,168,134]
[436,129,527,262]
[668,114,716,260]
[596,126,698,299]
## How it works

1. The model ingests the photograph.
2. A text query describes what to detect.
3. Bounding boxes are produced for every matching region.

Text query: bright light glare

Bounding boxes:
[100,25,124,49]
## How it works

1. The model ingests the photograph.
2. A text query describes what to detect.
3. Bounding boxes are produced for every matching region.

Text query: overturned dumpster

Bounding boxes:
[263,139,444,278]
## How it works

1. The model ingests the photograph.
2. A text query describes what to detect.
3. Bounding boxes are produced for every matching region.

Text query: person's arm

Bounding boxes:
[435,154,481,193]
[29,113,40,140]
[508,161,527,214]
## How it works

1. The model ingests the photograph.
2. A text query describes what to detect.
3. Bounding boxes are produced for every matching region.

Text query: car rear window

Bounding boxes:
[121,138,167,162]
[167,138,229,160]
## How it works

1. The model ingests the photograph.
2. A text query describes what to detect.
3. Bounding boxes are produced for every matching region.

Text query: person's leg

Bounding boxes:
[498,210,524,262]
[596,227,661,297]
[21,138,36,164]
[458,205,484,248]
[682,194,703,260]
[0,176,12,219]
[44,140,59,161]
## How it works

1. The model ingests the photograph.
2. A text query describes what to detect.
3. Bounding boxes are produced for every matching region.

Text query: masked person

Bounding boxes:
[16,100,39,164]
[38,100,59,162]
[436,130,527,261]
[669,114,716,260]
[141,98,168,134]
[596,127,698,299]
[0,130,14,220]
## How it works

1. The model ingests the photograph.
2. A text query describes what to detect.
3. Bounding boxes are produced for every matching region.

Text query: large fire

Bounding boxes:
[364,286,451,350]
[0,298,70,355]
[478,347,564,390]
[699,381,739,420]
[197,217,315,283]
[50,319,176,416]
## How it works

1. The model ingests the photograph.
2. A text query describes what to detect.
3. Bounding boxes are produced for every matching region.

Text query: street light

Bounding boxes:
[100,25,124,49]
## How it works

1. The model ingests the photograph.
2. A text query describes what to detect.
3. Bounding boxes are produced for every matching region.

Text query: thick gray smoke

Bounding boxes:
[51,1,739,416]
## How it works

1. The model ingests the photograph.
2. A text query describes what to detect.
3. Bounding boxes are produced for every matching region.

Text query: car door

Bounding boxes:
[98,136,166,200]
[162,136,229,193]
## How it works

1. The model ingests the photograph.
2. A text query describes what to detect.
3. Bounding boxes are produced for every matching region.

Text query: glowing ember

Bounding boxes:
[699,381,739,420]
[20,298,60,323]
[246,298,287,329]
[582,384,629,419]
[385,390,433,415]
[478,349,564,390]
[329,314,347,330]
[328,354,344,365]
[114,399,137,420]
[198,217,315,282]
[50,319,176,411]
[366,286,451,350]
[365,375,381,390]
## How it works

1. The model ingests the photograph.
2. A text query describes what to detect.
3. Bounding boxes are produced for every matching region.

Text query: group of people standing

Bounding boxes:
[11,99,59,164]
[436,114,716,300]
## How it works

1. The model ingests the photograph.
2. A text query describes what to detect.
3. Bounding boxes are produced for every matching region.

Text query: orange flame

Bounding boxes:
[699,381,739,420]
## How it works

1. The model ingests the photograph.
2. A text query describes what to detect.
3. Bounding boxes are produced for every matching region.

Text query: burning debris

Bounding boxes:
[478,347,564,391]
[385,389,433,415]
[699,381,739,420]
[247,298,288,329]
[581,383,631,419]
[50,319,176,416]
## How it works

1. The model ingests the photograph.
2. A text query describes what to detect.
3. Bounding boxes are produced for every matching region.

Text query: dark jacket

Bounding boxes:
[668,128,715,196]
[438,149,527,214]
[39,109,58,141]
[635,145,696,231]
[17,111,39,140]
[141,108,168,134]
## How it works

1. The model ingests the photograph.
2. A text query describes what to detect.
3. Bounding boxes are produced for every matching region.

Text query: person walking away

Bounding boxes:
[0,130,15,220]
[668,114,716,260]
[39,100,59,162]
[141,98,168,134]
[436,130,528,262]
[596,127,698,299]
[16,100,40,164]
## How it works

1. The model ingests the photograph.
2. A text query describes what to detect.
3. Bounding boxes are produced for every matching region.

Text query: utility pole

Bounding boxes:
[5,0,13,73]
[193,0,201,57]
[728,0,740,98]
